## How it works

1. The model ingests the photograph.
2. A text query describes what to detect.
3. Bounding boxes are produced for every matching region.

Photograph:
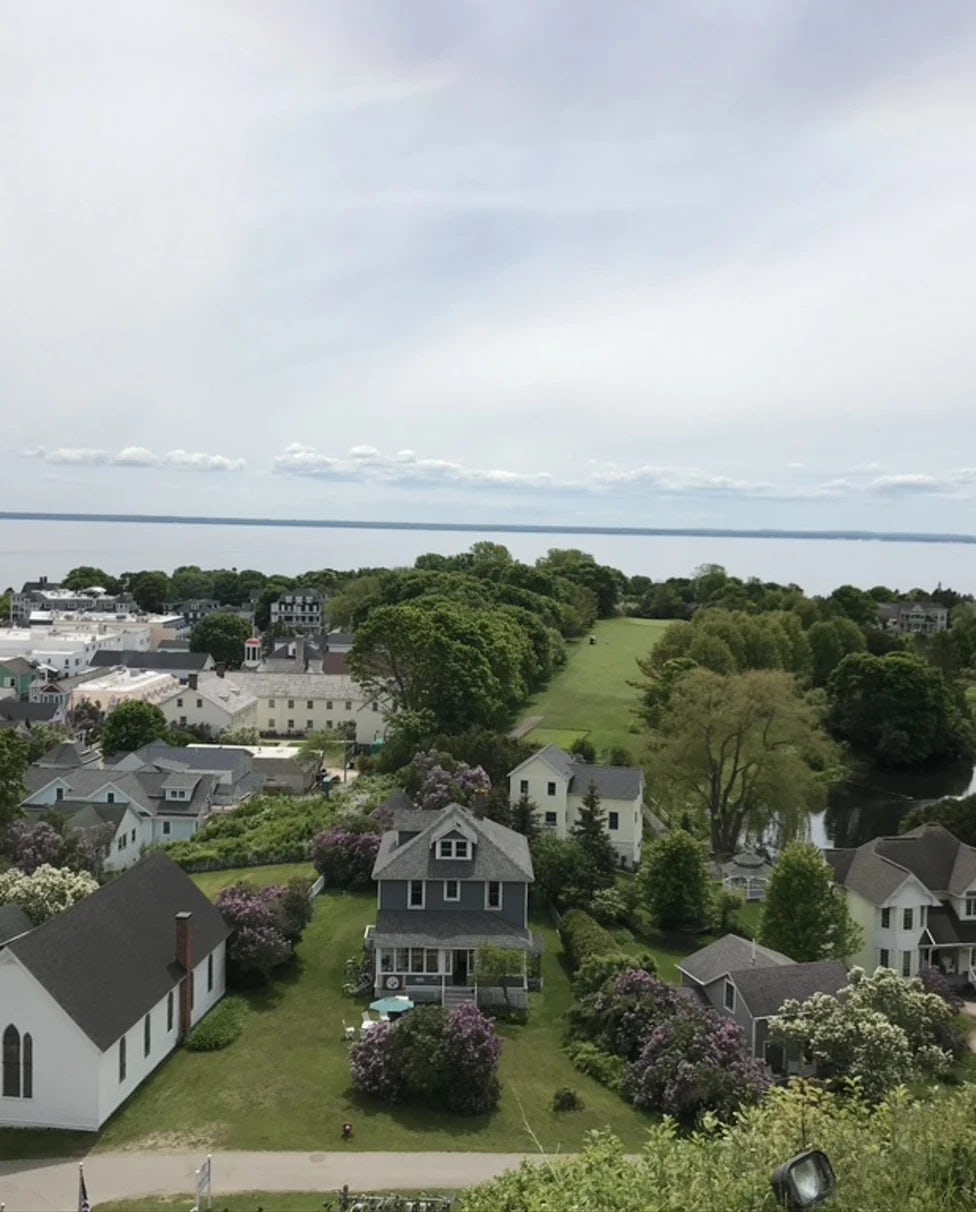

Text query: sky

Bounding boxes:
[3,0,976,533]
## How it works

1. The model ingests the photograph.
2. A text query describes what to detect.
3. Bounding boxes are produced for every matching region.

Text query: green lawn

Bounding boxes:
[81,892,653,1155]
[189,862,316,899]
[518,617,671,760]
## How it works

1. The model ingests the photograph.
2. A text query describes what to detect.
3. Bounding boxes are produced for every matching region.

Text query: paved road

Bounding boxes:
[0,1151,539,1212]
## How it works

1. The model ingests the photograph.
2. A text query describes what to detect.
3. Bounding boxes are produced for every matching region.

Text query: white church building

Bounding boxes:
[0,851,229,1131]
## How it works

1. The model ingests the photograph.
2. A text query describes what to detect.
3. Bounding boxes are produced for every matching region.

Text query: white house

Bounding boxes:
[68,668,182,715]
[157,671,259,735]
[270,591,325,632]
[0,851,228,1131]
[508,744,645,868]
[228,669,388,745]
[826,824,976,984]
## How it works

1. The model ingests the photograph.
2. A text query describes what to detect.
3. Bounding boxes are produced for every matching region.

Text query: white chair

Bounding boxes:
[379,1012,390,1022]
[342,1020,356,1041]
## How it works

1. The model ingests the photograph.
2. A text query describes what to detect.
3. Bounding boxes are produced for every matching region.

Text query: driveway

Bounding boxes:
[0,1151,539,1212]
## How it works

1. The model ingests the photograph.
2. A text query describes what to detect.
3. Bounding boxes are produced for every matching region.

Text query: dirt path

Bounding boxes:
[509,716,541,739]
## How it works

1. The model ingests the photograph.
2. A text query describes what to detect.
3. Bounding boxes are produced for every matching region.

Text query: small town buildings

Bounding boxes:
[187,743,317,795]
[878,601,949,635]
[826,824,976,985]
[113,743,264,807]
[227,669,387,745]
[0,658,36,700]
[157,672,259,735]
[11,577,134,624]
[367,802,542,1009]
[89,650,215,682]
[270,590,325,632]
[0,851,228,1130]
[508,744,645,868]
[0,699,67,728]
[68,669,181,715]
[678,934,848,1074]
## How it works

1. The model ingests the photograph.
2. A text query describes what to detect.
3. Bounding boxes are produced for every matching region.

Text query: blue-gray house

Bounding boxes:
[367,802,542,1008]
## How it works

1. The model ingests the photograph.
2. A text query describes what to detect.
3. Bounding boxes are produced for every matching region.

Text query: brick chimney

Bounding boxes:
[294,636,306,671]
[175,911,193,1037]
[187,672,198,691]
[215,663,226,678]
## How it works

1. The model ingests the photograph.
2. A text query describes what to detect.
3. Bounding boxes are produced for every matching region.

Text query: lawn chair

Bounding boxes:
[341,1019,356,1041]
[360,1011,376,1038]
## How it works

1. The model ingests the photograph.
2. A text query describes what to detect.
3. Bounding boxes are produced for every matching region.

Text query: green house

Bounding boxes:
[0,657,36,699]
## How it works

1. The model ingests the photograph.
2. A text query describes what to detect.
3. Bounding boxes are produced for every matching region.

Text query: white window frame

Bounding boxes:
[608,811,619,831]
[966,896,976,918]
[408,880,425,910]
[443,879,460,902]
[723,980,735,1012]
[880,907,891,929]
[485,881,502,911]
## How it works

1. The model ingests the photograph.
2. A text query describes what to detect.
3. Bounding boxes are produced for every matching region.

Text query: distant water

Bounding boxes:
[2,514,976,596]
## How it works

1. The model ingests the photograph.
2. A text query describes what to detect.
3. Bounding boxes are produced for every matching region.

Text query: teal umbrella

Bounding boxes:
[369,995,414,1016]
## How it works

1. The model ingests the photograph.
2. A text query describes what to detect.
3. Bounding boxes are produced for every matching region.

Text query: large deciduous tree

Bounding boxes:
[129,570,171,613]
[758,842,861,961]
[101,700,170,757]
[189,612,253,668]
[646,669,832,856]
[62,565,121,594]
[826,651,974,766]
[0,731,29,831]
[640,829,713,931]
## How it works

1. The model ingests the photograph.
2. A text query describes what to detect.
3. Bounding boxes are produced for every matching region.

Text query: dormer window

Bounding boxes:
[437,839,471,860]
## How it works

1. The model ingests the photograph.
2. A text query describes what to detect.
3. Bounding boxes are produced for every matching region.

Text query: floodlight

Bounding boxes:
[770,1149,836,1209]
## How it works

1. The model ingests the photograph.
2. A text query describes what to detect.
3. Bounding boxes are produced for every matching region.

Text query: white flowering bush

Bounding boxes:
[0,863,98,924]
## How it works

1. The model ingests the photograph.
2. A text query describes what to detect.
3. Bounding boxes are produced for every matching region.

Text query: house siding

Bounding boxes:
[379,879,525,926]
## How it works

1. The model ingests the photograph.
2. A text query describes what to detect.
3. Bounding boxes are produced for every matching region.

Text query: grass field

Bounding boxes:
[73,889,653,1156]
[518,617,671,761]
[189,862,317,899]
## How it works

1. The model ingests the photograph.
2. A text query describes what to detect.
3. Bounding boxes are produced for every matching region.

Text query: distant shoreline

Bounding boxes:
[1,510,975,545]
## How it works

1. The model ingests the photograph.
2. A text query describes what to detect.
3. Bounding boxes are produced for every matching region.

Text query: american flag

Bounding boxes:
[78,1166,91,1212]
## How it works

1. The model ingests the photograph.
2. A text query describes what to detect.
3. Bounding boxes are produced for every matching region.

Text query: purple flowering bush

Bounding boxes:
[349,1002,502,1115]
[574,969,682,1061]
[626,1002,770,1124]
[216,881,297,985]
[403,750,492,813]
[312,827,381,890]
[4,820,63,874]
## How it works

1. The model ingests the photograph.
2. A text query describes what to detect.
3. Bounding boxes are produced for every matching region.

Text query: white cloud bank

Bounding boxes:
[26,446,245,472]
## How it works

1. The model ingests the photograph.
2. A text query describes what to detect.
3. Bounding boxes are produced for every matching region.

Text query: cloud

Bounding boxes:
[26,446,246,473]
[273,443,554,489]
[869,469,976,497]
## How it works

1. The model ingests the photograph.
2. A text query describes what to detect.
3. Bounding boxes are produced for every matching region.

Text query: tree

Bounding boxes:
[570,781,618,891]
[474,945,524,1008]
[62,565,121,594]
[3,820,62,873]
[807,618,866,687]
[647,669,833,855]
[311,827,381,889]
[827,651,974,766]
[901,793,976,846]
[71,698,105,741]
[297,730,344,776]
[770,966,962,1103]
[0,731,29,831]
[0,863,98,924]
[24,723,75,764]
[130,570,171,613]
[510,793,539,841]
[758,842,861,961]
[189,612,252,668]
[635,656,699,728]
[101,701,169,757]
[640,830,712,931]
[215,882,295,985]
[530,834,591,909]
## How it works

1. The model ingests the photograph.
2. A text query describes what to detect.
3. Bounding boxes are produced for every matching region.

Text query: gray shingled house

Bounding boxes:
[367,802,543,1009]
[678,934,848,1075]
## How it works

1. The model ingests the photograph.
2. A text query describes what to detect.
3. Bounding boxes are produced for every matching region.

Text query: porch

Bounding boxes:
[921,906,976,991]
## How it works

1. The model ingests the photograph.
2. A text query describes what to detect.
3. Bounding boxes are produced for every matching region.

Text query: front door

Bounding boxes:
[452,949,469,986]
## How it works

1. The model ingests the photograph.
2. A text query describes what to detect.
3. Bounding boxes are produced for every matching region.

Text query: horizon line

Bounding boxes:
[1,510,976,545]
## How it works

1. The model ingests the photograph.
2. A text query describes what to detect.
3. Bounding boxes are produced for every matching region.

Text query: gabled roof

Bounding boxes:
[924,904,976,946]
[6,852,229,1051]
[678,934,792,986]
[826,824,976,904]
[0,700,60,723]
[0,657,35,677]
[0,904,32,947]
[510,745,643,801]
[372,803,533,883]
[730,960,849,1019]
[89,650,212,671]
[128,742,253,779]
[35,740,98,769]
[380,789,417,817]
[23,765,215,819]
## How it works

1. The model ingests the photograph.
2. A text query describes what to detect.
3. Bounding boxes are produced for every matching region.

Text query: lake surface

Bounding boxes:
[3,516,976,595]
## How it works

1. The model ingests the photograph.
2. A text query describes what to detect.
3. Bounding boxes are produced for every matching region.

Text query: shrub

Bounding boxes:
[573,968,683,1061]
[920,966,965,1012]
[273,876,314,942]
[565,1040,628,1092]
[551,1086,584,1112]
[3,820,62,874]
[0,863,98,924]
[349,1021,403,1102]
[569,736,596,763]
[216,882,294,985]
[312,827,381,890]
[559,909,618,972]
[184,996,248,1052]
[590,887,629,927]
[572,950,656,999]
[443,1002,502,1115]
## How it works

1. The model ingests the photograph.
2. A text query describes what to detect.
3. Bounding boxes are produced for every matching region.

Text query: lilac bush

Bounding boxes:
[5,820,63,874]
[576,969,683,1061]
[626,1002,770,1124]
[312,828,381,889]
[405,750,492,813]
[216,882,294,984]
[349,1021,403,1102]
[443,1002,502,1114]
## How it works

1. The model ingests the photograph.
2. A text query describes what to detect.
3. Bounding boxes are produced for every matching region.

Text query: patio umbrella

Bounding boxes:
[369,995,414,1017]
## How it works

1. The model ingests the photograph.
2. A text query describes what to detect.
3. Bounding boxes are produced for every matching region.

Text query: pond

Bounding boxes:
[810,760,976,850]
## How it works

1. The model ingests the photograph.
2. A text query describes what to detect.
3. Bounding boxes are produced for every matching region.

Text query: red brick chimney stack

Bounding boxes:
[175,911,193,1037]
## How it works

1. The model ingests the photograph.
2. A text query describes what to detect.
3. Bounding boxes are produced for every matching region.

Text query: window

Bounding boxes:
[268,698,275,707]
[486,881,501,910]
[903,908,913,930]
[207,953,214,992]
[144,1013,151,1057]
[55,786,64,801]
[130,829,135,842]
[544,811,557,827]
[879,948,890,968]
[723,981,735,1012]
[196,698,202,709]
[455,839,469,859]
[547,782,556,796]
[519,779,529,795]
[395,947,410,972]
[288,699,295,709]
[967,897,976,918]
[163,821,171,835]
[2,1025,20,1097]
[902,950,912,977]
[21,1034,32,1099]
[608,811,619,831]
[307,719,314,730]
[345,700,352,711]
[409,880,425,909]
[444,879,460,902]
[326,700,333,710]
[880,908,891,928]
[106,791,115,803]
[119,1036,127,1083]
[268,718,275,730]
[307,699,314,709]
[167,991,174,1032]
[372,701,379,712]
[176,697,183,708]
[287,719,294,731]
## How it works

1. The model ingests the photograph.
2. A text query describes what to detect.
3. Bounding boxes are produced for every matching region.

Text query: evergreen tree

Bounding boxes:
[571,781,617,892]
[759,842,862,962]
[511,793,539,841]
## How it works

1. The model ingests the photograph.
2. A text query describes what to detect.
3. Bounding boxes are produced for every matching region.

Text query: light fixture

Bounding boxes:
[770,1149,836,1209]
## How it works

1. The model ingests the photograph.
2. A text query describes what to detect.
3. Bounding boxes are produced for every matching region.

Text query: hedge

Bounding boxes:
[558,909,618,973]
[184,996,249,1051]
[565,1040,628,1092]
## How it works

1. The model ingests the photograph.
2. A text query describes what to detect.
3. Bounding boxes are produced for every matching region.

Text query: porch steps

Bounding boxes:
[442,986,476,1009]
